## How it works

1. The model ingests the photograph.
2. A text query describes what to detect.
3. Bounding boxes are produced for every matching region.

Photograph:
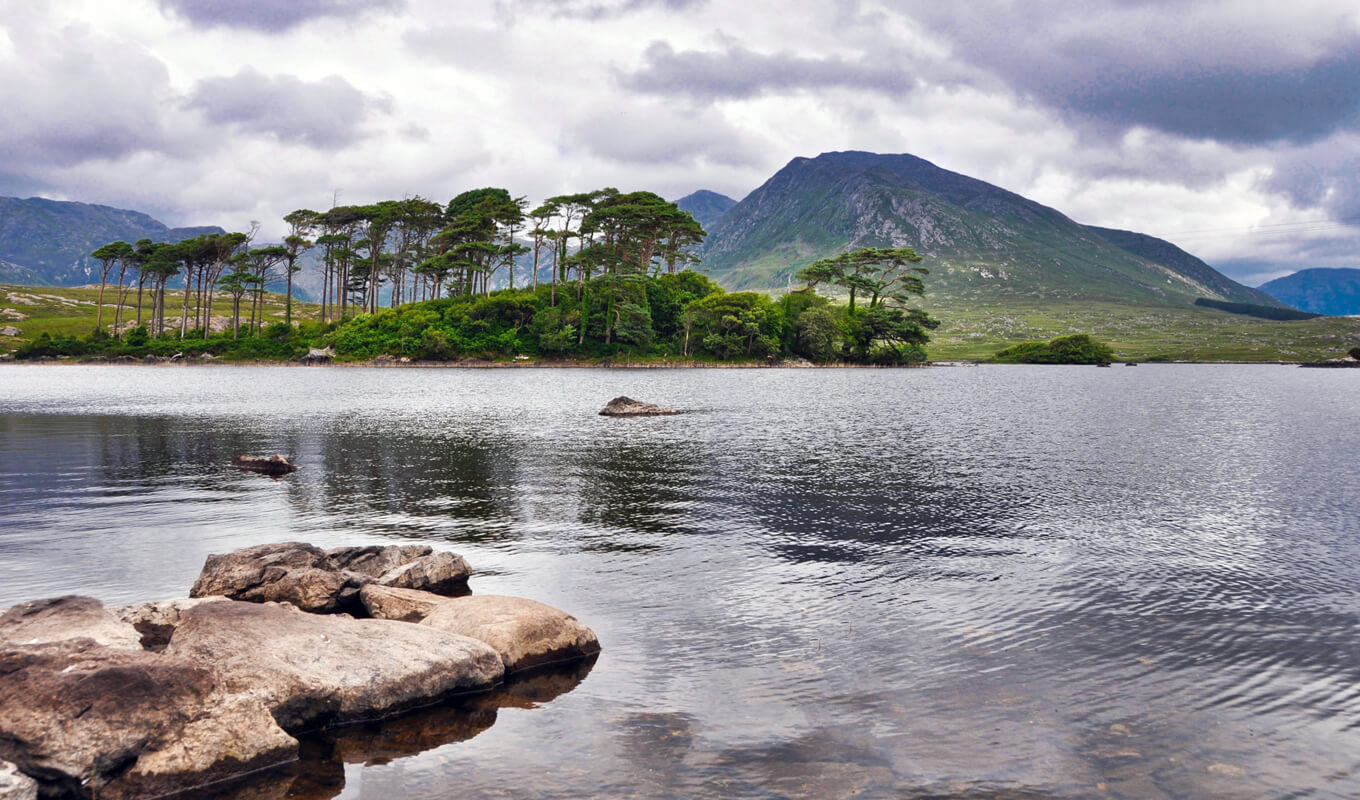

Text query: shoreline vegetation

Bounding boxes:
[4,189,946,368]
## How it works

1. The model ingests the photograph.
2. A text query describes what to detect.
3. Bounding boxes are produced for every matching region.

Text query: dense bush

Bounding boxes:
[993,334,1116,364]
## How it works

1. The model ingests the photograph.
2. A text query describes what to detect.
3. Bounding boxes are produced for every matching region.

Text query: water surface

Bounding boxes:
[1,364,1358,799]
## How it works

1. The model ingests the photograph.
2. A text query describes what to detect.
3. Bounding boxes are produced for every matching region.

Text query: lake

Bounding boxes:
[1,364,1358,799]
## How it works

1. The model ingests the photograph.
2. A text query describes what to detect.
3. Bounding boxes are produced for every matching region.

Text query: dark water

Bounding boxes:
[2,364,1359,799]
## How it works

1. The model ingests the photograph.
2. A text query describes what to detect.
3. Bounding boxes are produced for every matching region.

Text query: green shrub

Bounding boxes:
[994,334,1115,364]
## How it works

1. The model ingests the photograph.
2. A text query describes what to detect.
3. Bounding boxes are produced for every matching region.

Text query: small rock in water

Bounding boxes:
[232,453,298,475]
[599,396,678,417]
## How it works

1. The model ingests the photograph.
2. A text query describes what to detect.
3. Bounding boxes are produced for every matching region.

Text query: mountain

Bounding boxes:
[699,151,1272,307]
[1083,226,1286,308]
[675,190,737,232]
[0,197,224,286]
[1259,268,1360,316]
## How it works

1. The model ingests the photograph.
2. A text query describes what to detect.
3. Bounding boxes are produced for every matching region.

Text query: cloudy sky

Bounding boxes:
[2,0,1359,285]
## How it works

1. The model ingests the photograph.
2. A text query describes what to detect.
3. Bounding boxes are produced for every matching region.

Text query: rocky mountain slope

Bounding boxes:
[0,197,223,286]
[1259,268,1360,316]
[699,151,1279,308]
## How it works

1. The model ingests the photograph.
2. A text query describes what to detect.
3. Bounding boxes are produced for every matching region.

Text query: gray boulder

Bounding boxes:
[190,543,473,614]
[110,596,230,651]
[190,542,354,613]
[0,639,296,800]
[0,596,142,651]
[164,600,504,730]
[599,396,677,416]
[0,761,37,800]
[361,586,601,673]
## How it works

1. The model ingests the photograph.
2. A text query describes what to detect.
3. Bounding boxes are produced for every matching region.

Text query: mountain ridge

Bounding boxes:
[0,196,224,286]
[699,151,1275,308]
[1259,268,1360,315]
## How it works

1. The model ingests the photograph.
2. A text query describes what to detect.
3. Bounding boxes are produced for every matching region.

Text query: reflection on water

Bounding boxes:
[3,364,1360,798]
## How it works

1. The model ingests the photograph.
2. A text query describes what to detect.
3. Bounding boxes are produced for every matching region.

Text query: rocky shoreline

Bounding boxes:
[0,543,599,800]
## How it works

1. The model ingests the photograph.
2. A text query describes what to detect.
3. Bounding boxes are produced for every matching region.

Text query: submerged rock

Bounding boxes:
[232,454,298,475]
[0,596,142,651]
[0,639,296,800]
[361,586,601,673]
[599,396,678,417]
[164,600,504,730]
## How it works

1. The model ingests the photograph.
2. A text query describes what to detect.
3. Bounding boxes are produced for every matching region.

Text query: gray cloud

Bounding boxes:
[0,20,178,185]
[185,69,389,149]
[159,0,403,32]
[890,2,1360,146]
[496,0,705,22]
[564,103,765,167]
[1264,136,1360,223]
[619,40,916,102]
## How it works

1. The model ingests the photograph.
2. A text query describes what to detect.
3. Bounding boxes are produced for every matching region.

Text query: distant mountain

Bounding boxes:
[1084,226,1287,308]
[700,151,1271,307]
[1259,268,1360,316]
[675,190,737,233]
[0,197,224,286]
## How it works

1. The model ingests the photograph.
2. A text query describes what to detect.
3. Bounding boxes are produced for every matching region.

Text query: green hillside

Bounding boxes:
[702,152,1276,309]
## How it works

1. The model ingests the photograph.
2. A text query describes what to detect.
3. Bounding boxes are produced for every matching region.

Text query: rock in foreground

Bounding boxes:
[362,586,601,673]
[164,600,504,730]
[0,638,295,800]
[0,595,143,651]
[232,454,298,475]
[599,396,677,416]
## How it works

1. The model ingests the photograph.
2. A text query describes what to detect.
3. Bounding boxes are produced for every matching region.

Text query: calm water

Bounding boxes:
[1,364,1358,799]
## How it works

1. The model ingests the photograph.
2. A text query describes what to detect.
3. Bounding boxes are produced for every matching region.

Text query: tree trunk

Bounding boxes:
[179,268,192,339]
[94,266,111,333]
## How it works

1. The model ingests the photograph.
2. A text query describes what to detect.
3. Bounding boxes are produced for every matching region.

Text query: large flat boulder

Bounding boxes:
[0,639,296,800]
[0,596,142,651]
[361,586,601,673]
[164,600,504,731]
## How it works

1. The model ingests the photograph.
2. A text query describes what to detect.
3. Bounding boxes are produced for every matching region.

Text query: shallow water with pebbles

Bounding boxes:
[1,364,1358,799]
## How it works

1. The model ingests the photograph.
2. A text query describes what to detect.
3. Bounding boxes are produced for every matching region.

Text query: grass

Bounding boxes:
[920,298,1360,361]
[0,284,321,353]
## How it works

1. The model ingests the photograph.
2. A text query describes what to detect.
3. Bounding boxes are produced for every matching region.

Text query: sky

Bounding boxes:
[2,0,1359,286]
